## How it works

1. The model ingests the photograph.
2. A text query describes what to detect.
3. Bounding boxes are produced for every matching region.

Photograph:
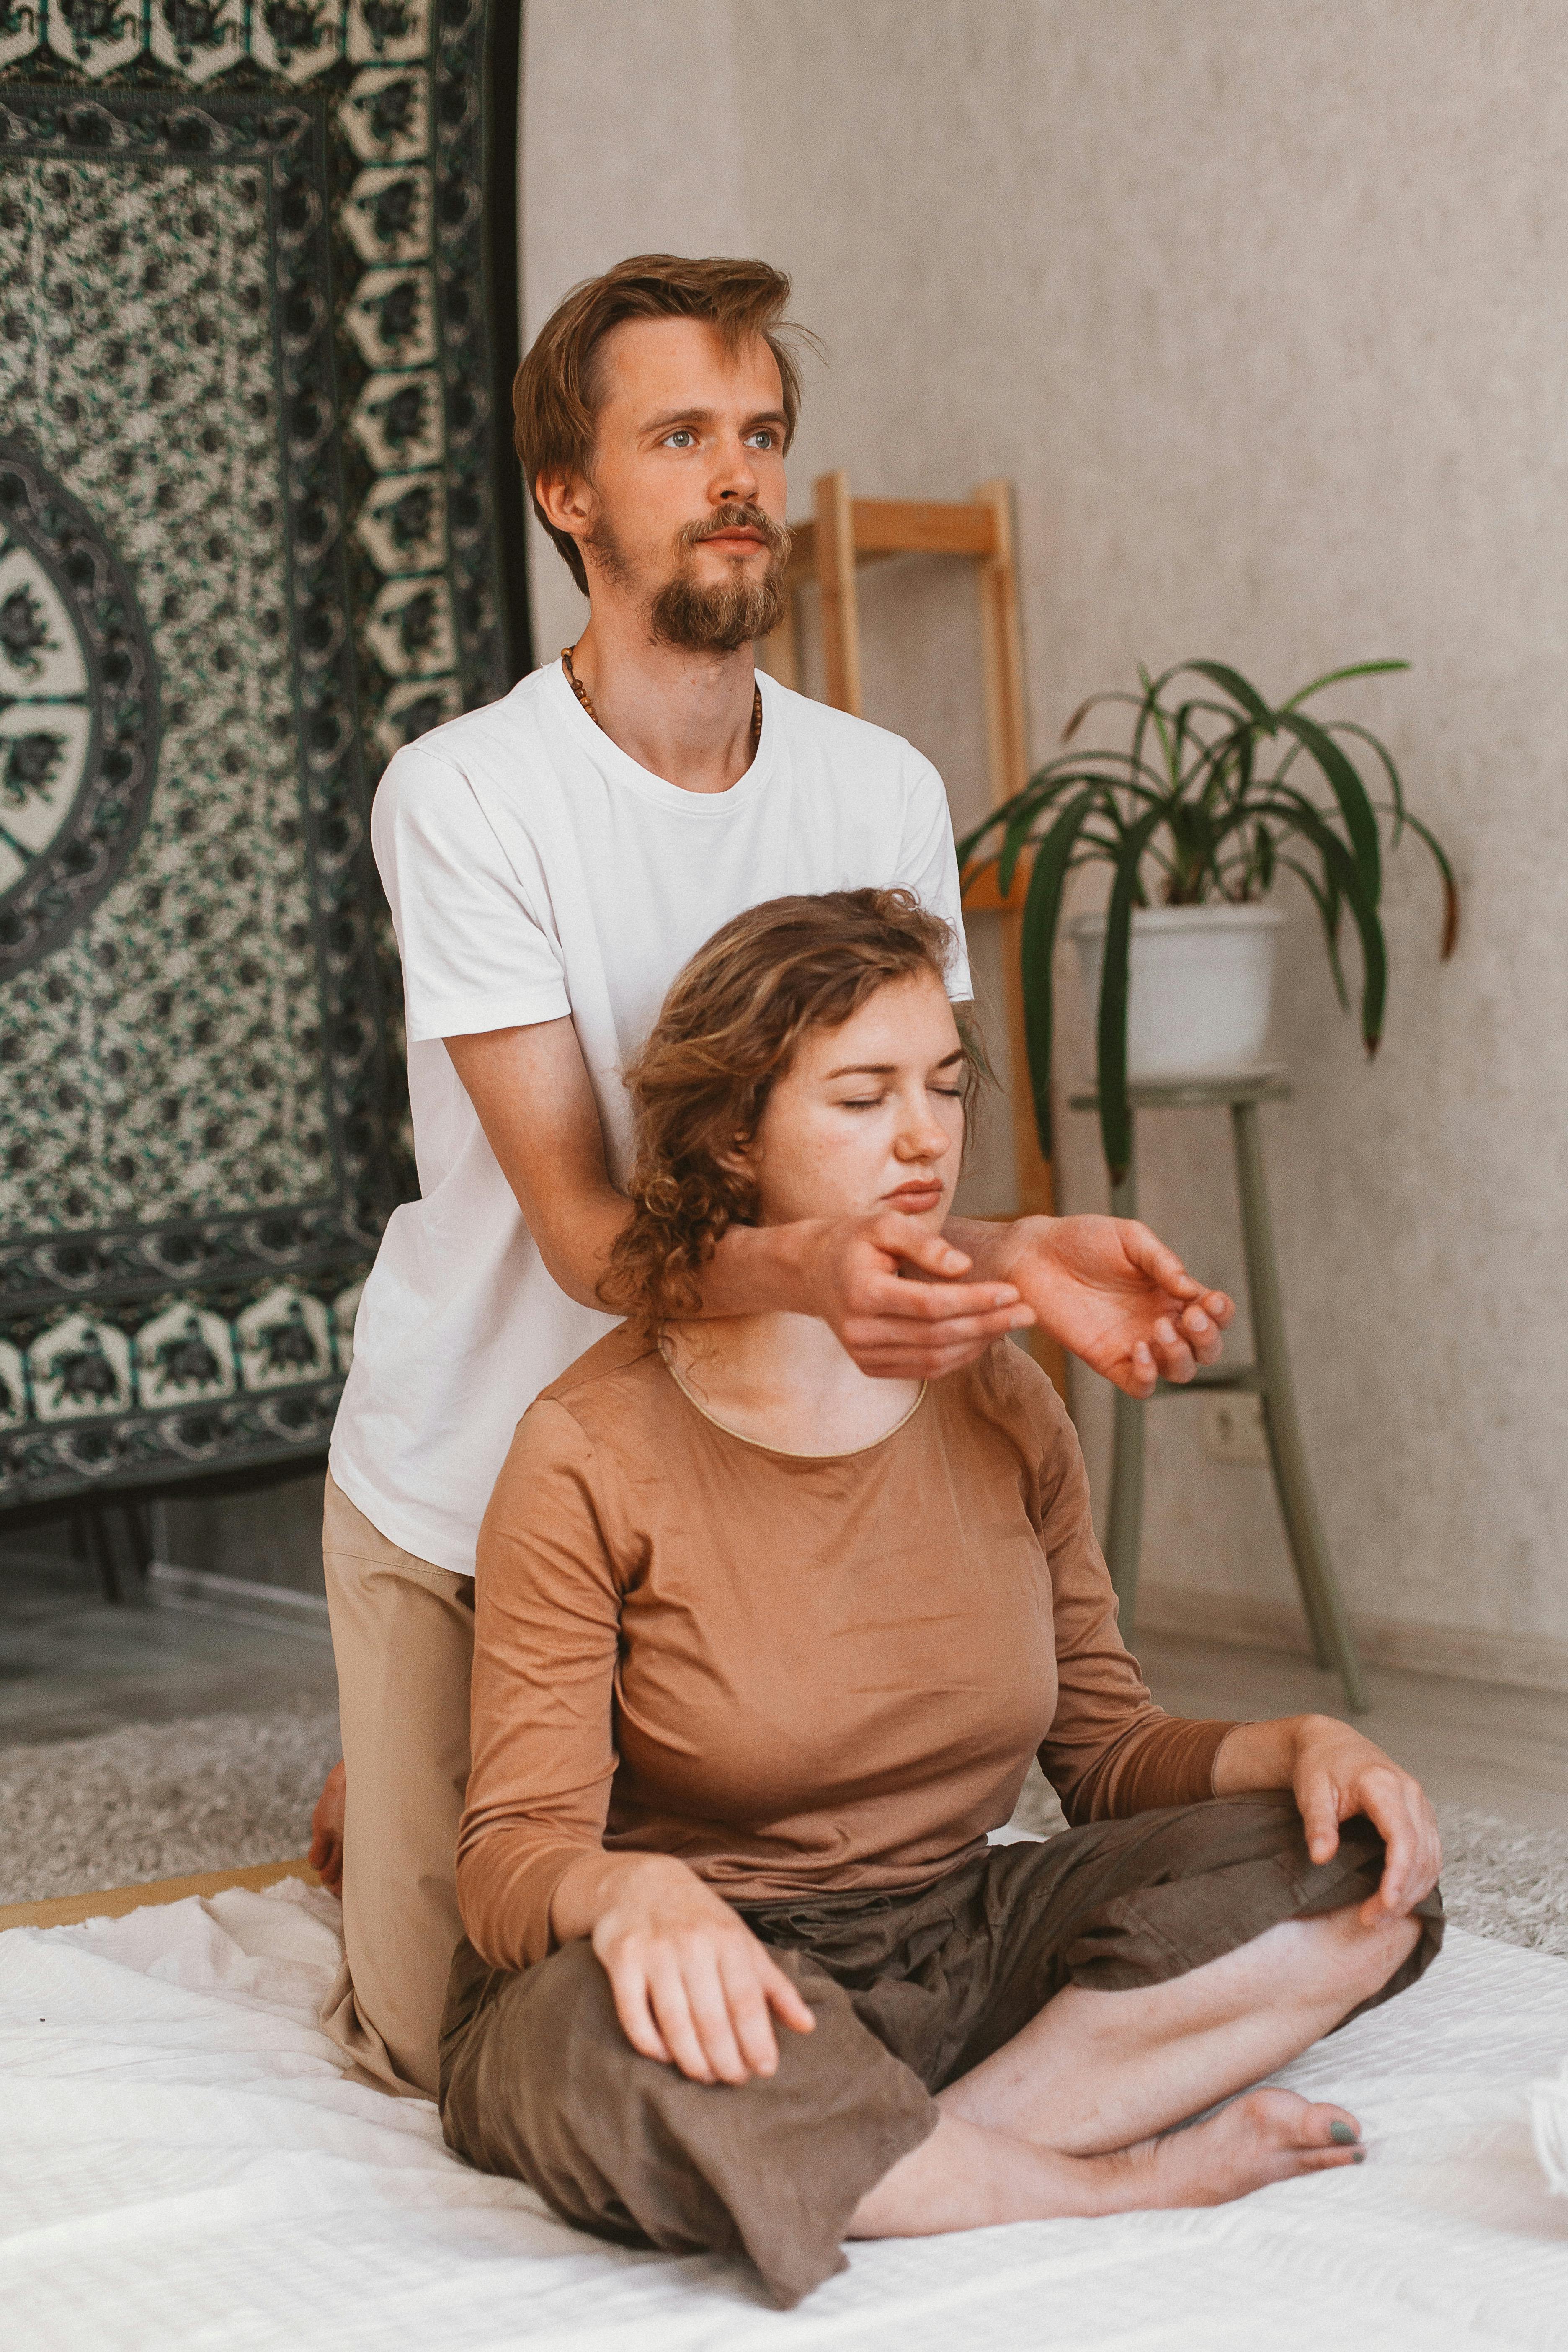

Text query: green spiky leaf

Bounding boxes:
[1096,807,1166,1183]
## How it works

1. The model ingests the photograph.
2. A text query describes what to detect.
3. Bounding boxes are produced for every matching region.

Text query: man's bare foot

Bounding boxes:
[309,1759,346,1897]
[1119,2088,1364,2208]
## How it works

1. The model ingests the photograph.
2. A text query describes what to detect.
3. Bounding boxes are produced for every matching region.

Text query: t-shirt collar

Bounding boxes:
[542,656,779,818]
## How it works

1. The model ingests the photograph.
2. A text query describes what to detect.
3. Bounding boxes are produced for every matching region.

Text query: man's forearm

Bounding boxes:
[448,1023,1024,1359]
[531,1179,812,1323]
[524,1186,632,1312]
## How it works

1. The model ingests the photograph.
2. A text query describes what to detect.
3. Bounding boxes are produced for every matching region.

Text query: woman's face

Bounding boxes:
[742,971,967,1232]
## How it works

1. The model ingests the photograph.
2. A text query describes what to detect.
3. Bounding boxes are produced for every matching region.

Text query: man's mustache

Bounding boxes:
[679,504,793,561]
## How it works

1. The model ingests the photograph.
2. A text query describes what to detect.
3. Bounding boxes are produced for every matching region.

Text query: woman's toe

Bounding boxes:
[1237,2089,1363,2158]
[1275,2097,1365,2168]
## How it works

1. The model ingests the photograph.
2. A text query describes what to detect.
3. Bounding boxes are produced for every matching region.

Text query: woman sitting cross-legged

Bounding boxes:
[440,888,1443,2308]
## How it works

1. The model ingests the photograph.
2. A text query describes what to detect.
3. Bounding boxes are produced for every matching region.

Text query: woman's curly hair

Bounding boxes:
[600,889,980,1336]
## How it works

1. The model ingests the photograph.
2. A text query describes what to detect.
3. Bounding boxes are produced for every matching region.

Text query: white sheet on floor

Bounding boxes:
[2,1879,1565,2352]
[1535,2057,1568,2196]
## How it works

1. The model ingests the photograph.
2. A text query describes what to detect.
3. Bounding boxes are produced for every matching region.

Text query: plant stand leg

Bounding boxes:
[1104,1146,1146,1628]
[1230,1101,1369,1713]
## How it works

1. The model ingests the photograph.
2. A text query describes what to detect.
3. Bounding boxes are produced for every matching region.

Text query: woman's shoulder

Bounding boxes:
[941,1338,1074,1454]
[532,1322,671,1444]
[488,1325,675,1534]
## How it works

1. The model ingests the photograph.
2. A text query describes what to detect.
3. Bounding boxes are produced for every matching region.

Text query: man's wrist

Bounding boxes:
[709,1216,819,1320]
[946,1212,1055,1278]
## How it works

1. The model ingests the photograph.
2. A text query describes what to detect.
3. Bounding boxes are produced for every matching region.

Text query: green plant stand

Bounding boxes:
[1068,1074,1368,1713]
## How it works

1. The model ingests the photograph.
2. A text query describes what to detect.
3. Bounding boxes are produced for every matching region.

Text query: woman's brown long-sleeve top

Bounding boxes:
[457,1327,1235,1973]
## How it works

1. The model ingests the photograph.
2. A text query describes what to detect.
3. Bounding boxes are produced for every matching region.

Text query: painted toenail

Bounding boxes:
[1329,2122,1358,2145]
[1351,2149,1366,2163]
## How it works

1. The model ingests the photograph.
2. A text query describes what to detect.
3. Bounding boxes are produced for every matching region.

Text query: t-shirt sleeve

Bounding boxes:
[456,1399,624,1970]
[372,741,571,1043]
[895,749,973,1002]
[1019,1367,1235,1821]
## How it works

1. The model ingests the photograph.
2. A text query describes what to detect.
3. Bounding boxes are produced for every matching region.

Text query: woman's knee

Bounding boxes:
[1255,1901,1424,2019]
[1319,1900,1424,1999]
[441,1937,625,2169]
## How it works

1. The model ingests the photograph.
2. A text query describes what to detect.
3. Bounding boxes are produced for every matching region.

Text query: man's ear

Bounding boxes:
[535,467,594,544]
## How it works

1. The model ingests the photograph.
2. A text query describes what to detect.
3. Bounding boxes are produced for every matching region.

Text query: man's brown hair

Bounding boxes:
[514,254,809,594]
[600,890,979,1335]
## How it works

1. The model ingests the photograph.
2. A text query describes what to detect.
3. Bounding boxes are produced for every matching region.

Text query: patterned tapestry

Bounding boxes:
[0,0,528,1509]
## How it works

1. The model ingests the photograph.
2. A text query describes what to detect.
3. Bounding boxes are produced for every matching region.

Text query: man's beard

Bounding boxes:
[591,503,793,655]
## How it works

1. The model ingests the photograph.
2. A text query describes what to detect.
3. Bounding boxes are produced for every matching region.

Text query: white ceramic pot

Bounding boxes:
[1067,903,1285,1081]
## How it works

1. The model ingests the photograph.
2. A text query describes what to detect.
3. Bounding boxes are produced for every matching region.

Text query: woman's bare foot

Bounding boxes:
[1117,2087,1364,2208]
[849,2087,1367,2242]
[309,1759,346,1897]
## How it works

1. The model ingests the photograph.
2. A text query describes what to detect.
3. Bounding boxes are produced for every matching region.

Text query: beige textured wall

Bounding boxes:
[522,0,1568,1683]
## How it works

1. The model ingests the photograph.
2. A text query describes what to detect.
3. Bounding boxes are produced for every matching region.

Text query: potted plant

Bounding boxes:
[957,659,1457,1183]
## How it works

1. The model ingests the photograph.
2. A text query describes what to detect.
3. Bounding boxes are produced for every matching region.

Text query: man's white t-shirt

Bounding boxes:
[328,659,971,1575]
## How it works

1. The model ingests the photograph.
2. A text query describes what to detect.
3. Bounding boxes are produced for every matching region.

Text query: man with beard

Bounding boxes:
[317,255,1233,2098]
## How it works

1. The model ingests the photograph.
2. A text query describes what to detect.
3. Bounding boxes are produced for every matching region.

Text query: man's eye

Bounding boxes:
[746,431,775,449]
[664,430,694,448]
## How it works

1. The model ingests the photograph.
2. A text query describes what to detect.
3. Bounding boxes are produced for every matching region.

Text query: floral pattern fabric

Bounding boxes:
[0,1,525,1504]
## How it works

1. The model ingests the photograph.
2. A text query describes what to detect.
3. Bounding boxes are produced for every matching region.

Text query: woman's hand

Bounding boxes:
[952,1214,1234,1395]
[553,1851,816,2085]
[1212,1715,1441,1926]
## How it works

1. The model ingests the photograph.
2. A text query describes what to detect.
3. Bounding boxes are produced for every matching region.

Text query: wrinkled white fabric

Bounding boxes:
[3,1880,1566,2350]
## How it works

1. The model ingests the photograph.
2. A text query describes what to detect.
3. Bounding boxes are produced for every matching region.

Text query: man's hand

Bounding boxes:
[309,1759,346,1898]
[956,1214,1234,1397]
[444,1024,1229,1390]
[1213,1715,1442,1925]
[781,1215,1037,1381]
[557,1851,816,2085]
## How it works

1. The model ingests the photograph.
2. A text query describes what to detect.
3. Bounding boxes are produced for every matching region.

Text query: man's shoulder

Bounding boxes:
[382,668,553,790]
[766,677,931,782]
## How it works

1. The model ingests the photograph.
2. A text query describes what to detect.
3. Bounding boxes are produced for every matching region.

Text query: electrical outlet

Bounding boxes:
[1200,1393,1271,1465]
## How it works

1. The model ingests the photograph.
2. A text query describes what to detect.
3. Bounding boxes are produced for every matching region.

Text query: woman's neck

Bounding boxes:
[660,1310,923,1456]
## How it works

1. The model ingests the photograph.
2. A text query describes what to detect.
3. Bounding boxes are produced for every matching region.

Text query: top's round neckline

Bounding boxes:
[659,1351,928,1462]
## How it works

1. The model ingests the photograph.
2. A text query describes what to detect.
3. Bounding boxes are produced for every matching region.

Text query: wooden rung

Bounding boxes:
[849,498,998,559]
[785,498,998,584]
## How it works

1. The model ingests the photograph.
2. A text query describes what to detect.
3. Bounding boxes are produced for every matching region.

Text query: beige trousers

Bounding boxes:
[319,1470,475,2099]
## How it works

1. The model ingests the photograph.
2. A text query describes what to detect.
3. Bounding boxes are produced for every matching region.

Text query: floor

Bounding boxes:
[1133,1626,1568,1832]
[0,1549,339,1750]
